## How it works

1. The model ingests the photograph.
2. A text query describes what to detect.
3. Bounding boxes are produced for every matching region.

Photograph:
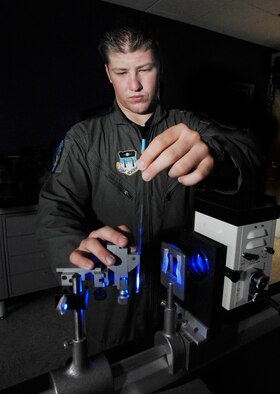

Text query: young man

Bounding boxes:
[36,26,262,355]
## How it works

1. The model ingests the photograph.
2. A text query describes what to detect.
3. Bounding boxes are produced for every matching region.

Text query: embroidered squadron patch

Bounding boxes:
[116,150,138,176]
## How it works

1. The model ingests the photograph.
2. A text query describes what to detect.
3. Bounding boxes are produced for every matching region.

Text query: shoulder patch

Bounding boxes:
[52,140,64,173]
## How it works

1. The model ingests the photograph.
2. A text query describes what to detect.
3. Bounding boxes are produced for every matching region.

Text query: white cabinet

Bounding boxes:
[0,205,57,316]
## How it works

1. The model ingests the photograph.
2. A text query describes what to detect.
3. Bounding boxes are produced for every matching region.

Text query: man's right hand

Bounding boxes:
[69,225,130,269]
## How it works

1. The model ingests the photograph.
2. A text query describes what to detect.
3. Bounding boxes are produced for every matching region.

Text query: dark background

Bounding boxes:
[0,3,280,392]
[1,0,275,159]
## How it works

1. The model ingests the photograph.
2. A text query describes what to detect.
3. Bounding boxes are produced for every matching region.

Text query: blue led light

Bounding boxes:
[62,303,68,312]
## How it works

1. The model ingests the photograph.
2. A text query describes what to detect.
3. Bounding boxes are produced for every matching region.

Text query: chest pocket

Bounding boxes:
[88,157,139,236]
[106,170,134,200]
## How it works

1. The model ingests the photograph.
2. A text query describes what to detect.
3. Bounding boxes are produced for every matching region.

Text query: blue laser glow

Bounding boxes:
[141,139,147,152]
[188,250,210,281]
[85,288,89,309]
[136,265,140,293]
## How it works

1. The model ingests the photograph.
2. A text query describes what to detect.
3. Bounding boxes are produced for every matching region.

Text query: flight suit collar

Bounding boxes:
[109,100,168,127]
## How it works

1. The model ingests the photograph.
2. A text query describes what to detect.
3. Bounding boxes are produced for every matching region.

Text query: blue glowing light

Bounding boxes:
[172,257,177,276]
[136,138,146,294]
[138,225,143,255]
[85,288,89,309]
[141,139,147,153]
[188,251,210,281]
[169,243,181,252]
[79,279,83,293]
[136,265,140,293]
[161,248,183,285]
[62,303,68,312]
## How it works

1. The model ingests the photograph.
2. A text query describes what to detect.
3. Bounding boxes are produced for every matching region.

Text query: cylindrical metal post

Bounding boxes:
[72,273,84,341]
[164,282,176,336]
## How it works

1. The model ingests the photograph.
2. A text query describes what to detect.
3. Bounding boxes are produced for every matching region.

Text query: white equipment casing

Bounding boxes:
[195,211,277,310]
